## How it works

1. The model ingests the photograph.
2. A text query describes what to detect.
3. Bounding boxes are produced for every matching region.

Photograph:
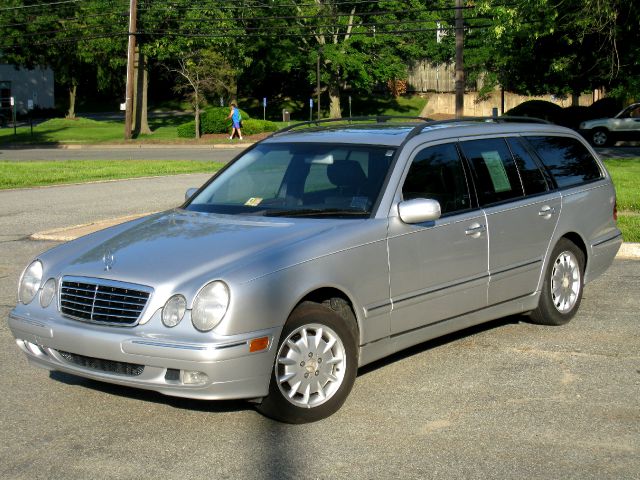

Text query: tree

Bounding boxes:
[475,0,640,102]
[166,49,236,138]
[0,0,127,117]
[242,0,437,118]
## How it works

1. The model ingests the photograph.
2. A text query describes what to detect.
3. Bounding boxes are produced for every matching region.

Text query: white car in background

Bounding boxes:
[579,103,640,146]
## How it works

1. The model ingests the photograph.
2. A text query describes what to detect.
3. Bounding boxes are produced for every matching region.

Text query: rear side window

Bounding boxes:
[506,137,549,195]
[402,143,471,215]
[526,136,602,188]
[459,138,524,206]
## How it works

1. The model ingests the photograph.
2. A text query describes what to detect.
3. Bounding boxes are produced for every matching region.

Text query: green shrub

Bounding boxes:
[241,119,279,135]
[176,110,277,137]
[505,100,563,123]
[176,121,196,138]
[200,107,250,134]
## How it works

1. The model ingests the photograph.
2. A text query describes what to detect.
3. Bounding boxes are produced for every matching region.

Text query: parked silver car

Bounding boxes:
[579,102,640,146]
[9,117,622,423]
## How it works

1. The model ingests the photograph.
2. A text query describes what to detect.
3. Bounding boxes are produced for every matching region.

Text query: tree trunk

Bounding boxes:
[328,82,342,119]
[133,49,152,136]
[67,83,77,119]
[571,92,580,107]
[194,91,201,140]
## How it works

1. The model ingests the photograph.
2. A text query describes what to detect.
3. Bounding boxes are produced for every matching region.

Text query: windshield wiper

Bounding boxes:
[264,208,369,218]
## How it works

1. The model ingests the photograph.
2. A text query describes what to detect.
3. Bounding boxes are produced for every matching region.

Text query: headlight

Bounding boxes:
[191,281,230,332]
[39,278,57,308]
[162,294,187,327]
[18,260,43,305]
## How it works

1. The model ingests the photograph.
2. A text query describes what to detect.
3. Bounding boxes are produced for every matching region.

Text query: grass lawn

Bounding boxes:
[0,160,223,189]
[0,118,124,144]
[603,158,640,242]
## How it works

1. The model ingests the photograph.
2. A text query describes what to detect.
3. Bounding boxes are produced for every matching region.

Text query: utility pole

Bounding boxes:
[455,0,464,119]
[124,0,137,140]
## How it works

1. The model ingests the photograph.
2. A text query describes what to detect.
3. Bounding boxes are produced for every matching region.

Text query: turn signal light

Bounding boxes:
[249,336,269,353]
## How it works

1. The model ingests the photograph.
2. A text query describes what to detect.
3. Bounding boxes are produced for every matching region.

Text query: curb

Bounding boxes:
[616,242,640,259]
[29,216,640,260]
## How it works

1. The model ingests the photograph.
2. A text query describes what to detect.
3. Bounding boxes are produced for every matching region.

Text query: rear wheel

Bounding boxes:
[530,238,585,326]
[591,128,611,147]
[257,301,358,423]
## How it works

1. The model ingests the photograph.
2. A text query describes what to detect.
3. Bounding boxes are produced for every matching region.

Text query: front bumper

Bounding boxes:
[8,310,281,401]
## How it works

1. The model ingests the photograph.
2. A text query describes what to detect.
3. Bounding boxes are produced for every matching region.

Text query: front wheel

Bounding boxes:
[529,238,585,326]
[257,301,358,423]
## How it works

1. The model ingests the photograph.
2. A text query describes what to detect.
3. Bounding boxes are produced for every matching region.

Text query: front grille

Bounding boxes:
[60,277,151,326]
[57,350,144,376]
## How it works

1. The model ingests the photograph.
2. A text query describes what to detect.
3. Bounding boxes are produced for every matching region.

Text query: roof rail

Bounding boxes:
[403,115,553,143]
[264,114,552,142]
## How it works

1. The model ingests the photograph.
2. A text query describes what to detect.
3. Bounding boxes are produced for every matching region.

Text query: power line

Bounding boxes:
[0,21,502,49]
[136,24,494,39]
[0,10,128,29]
[0,32,126,49]
[0,0,110,13]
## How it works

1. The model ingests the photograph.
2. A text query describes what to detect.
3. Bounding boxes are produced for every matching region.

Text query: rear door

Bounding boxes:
[459,137,561,306]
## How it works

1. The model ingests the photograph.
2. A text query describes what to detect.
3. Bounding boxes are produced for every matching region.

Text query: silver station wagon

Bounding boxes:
[9,117,622,423]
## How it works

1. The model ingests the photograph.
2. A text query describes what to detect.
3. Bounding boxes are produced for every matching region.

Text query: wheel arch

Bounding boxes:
[290,287,361,340]
[560,231,588,272]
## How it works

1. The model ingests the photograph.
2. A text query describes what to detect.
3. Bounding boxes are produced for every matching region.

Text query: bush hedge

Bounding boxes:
[176,107,279,138]
[176,121,196,138]
[201,107,250,134]
[240,119,279,135]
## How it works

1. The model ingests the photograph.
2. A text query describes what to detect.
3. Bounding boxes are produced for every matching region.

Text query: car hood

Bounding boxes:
[42,210,345,288]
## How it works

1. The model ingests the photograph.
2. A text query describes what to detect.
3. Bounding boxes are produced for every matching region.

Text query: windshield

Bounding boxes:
[186,143,396,218]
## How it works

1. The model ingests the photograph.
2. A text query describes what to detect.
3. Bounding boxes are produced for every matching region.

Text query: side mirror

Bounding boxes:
[185,188,198,202]
[398,198,441,224]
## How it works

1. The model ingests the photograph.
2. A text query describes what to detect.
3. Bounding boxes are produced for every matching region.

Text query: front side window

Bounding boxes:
[617,104,640,119]
[526,136,603,189]
[187,143,395,218]
[459,138,524,206]
[402,143,471,215]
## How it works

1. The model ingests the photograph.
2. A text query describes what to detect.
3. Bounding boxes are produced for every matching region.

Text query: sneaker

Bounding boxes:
[239,136,243,140]
[229,136,233,139]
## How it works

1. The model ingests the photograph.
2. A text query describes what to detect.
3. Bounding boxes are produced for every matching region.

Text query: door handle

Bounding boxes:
[465,223,486,238]
[538,206,556,217]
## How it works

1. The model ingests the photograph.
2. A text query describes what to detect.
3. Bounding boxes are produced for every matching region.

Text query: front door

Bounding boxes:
[388,142,489,335]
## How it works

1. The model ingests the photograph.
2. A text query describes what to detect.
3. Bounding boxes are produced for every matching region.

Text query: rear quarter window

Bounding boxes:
[526,136,603,189]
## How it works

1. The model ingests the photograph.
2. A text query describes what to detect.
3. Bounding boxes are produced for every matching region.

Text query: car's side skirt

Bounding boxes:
[358,292,540,368]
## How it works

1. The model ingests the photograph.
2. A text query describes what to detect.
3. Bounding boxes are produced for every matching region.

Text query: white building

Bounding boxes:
[0,65,54,115]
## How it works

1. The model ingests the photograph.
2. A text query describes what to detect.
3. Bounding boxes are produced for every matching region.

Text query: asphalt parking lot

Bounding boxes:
[0,175,638,479]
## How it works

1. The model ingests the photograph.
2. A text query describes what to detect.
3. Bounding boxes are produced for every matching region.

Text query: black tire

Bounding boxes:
[529,238,585,326]
[257,300,358,423]
[591,128,611,147]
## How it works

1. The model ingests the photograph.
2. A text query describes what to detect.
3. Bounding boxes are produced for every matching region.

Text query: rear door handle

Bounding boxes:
[538,206,556,217]
[465,223,486,238]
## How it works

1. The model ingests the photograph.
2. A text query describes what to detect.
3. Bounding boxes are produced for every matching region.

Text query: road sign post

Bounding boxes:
[10,96,16,136]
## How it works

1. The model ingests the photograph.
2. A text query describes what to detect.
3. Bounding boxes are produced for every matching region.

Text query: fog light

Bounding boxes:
[24,340,44,356]
[183,370,209,385]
